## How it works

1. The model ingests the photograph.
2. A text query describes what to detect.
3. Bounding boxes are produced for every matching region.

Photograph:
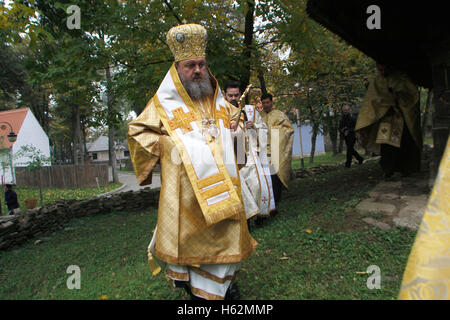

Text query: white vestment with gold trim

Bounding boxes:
[239,105,276,217]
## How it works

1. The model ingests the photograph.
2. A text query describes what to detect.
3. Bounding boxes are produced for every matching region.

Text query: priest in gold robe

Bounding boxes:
[260,93,294,208]
[224,81,276,225]
[127,24,257,300]
[355,64,422,178]
[398,136,450,300]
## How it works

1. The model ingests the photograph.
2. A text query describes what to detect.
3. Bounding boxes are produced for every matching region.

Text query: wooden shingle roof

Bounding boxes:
[306,0,450,88]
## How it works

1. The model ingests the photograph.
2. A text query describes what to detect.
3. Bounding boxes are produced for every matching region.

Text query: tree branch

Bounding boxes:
[163,0,183,24]
[226,25,244,34]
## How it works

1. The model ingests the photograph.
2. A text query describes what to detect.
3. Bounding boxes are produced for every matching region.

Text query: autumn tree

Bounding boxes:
[256,0,375,160]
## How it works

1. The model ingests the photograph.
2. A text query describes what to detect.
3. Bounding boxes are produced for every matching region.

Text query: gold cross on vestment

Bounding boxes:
[247,108,254,121]
[215,105,230,128]
[261,196,268,205]
[168,107,196,134]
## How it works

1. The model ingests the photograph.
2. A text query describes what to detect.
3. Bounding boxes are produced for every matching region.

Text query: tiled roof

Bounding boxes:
[0,108,28,148]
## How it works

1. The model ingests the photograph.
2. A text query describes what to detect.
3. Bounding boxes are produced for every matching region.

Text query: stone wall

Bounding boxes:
[0,188,159,251]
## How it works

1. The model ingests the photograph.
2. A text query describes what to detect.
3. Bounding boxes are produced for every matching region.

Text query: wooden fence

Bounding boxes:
[15,165,109,188]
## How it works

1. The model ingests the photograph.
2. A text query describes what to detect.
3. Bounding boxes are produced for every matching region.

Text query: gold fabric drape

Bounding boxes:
[356,72,421,153]
[398,137,450,300]
[127,84,257,266]
[261,109,294,189]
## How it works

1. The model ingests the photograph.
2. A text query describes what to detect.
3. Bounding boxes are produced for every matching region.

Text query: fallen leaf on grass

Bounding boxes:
[279,257,289,260]
[152,267,161,276]
[355,271,368,275]
[305,229,312,234]
[330,197,337,201]
[101,295,108,300]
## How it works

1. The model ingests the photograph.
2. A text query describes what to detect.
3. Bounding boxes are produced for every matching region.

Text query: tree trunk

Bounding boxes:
[75,104,84,165]
[108,127,118,182]
[328,118,338,155]
[42,91,50,135]
[330,132,338,155]
[106,64,118,183]
[257,66,267,96]
[39,169,43,206]
[81,121,88,164]
[72,106,78,165]
[295,108,305,168]
[309,122,319,163]
[421,88,432,141]
[338,133,344,153]
[429,46,450,180]
[306,89,319,164]
[241,0,254,95]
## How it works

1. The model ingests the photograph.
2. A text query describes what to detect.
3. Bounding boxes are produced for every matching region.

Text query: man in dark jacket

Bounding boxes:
[339,105,364,168]
[4,184,19,215]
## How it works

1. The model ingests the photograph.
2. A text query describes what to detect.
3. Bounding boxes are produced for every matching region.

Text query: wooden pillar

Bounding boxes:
[429,40,450,178]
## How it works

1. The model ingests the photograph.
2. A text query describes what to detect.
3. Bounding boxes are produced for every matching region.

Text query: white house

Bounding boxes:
[86,135,129,163]
[0,108,51,184]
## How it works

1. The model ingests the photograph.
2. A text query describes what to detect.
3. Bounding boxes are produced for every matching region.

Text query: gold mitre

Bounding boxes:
[167,24,207,62]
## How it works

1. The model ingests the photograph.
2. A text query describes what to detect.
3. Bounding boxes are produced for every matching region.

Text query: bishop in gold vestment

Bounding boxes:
[127,24,256,300]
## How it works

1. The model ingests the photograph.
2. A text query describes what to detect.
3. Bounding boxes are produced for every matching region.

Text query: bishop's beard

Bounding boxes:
[179,72,214,101]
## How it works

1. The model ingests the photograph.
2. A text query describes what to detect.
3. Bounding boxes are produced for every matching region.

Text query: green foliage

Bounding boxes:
[250,0,376,156]
[14,144,51,205]
[15,145,50,171]
[1,0,377,162]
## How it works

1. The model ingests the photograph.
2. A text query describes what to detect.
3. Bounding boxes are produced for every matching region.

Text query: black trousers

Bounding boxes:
[380,124,421,177]
[271,174,284,204]
[345,136,363,167]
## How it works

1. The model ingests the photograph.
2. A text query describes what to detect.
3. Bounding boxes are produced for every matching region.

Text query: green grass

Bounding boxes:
[0,209,175,300]
[292,150,365,170]
[239,160,416,300]
[0,161,417,300]
[1,183,122,216]
[423,133,433,146]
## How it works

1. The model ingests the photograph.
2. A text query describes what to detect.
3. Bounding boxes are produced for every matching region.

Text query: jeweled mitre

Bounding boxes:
[167,24,207,62]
